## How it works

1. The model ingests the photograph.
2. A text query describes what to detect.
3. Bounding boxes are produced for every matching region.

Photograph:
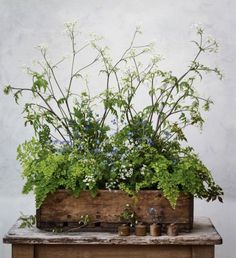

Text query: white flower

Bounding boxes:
[136,24,143,34]
[190,23,203,30]
[140,165,147,175]
[36,43,48,52]
[105,181,117,191]
[83,175,95,185]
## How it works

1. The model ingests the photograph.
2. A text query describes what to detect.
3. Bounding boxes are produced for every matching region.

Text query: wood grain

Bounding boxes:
[12,244,34,258]
[6,218,221,258]
[12,244,216,258]
[192,246,214,258]
[36,190,193,231]
[3,217,222,246]
[34,245,192,258]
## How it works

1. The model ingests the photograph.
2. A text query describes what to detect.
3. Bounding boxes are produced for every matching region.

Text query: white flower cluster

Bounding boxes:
[124,139,143,151]
[140,164,147,175]
[119,164,134,180]
[83,175,96,186]
[120,153,128,161]
[105,181,117,191]
[124,140,134,150]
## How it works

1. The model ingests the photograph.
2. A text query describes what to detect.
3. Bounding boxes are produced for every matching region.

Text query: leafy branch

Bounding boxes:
[3,24,223,208]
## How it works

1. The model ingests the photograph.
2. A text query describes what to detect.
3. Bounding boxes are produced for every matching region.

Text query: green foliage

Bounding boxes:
[19,213,36,228]
[17,137,109,208]
[120,204,137,226]
[151,150,223,207]
[17,138,70,207]
[3,85,11,95]
[79,215,91,226]
[5,22,223,208]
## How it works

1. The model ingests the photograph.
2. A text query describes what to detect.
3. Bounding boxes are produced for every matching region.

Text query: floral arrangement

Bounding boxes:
[4,23,223,208]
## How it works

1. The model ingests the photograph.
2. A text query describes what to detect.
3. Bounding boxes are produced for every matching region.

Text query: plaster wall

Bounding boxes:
[0,1,235,257]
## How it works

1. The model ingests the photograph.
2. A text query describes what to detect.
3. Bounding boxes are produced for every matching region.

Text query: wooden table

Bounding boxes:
[3,217,222,258]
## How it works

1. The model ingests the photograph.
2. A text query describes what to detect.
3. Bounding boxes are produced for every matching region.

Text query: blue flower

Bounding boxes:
[52,139,60,144]
[53,139,71,145]
[78,144,83,151]
[173,159,177,165]
[106,152,112,157]
[112,147,118,153]
[163,131,171,138]
[84,125,91,130]
[127,131,133,139]
[94,148,100,154]
[111,119,117,125]
[146,138,153,145]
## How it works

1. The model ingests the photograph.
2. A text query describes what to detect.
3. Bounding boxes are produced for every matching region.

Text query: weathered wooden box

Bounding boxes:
[36,190,193,232]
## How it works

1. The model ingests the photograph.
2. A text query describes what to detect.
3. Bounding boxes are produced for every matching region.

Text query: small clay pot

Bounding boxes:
[150,223,161,236]
[118,224,130,236]
[167,223,178,236]
[135,223,146,236]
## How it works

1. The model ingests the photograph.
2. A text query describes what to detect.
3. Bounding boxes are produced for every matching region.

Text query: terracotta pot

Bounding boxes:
[167,223,178,236]
[150,223,161,236]
[118,224,130,236]
[135,223,147,236]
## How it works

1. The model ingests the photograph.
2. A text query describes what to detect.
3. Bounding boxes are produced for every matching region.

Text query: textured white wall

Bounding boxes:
[0,1,235,257]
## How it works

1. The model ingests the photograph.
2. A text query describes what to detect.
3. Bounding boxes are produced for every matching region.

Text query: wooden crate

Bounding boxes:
[36,190,193,232]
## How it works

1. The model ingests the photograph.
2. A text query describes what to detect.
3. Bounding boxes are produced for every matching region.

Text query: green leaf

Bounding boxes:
[14,90,22,104]
[3,85,12,95]
[57,98,66,105]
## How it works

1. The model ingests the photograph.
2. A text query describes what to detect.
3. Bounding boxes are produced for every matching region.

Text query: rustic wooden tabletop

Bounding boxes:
[3,217,222,246]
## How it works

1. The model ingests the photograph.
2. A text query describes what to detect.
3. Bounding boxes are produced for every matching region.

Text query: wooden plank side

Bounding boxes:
[192,246,214,258]
[37,190,193,230]
[35,244,192,258]
[12,244,34,258]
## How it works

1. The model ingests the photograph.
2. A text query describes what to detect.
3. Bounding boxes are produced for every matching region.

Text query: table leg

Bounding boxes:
[192,246,214,258]
[12,244,34,258]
